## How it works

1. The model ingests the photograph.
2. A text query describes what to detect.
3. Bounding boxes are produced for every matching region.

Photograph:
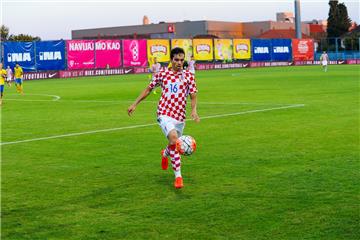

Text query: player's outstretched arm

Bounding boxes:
[190,93,200,123]
[127,86,152,116]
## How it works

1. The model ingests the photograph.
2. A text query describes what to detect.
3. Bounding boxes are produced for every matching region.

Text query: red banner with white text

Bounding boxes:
[292,39,314,61]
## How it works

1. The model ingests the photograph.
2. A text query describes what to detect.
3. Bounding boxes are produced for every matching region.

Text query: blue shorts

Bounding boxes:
[15,78,23,84]
[0,85,4,93]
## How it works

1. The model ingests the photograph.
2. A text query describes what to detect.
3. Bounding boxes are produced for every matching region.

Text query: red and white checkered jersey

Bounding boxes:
[148,68,198,122]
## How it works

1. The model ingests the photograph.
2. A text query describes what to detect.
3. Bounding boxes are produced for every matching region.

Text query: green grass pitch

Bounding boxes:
[1,65,359,239]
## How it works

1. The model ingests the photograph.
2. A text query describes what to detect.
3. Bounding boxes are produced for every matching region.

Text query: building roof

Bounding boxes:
[309,24,325,33]
[72,20,243,39]
[257,29,311,39]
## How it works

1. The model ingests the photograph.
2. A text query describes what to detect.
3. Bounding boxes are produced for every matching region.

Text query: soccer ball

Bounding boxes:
[176,135,197,156]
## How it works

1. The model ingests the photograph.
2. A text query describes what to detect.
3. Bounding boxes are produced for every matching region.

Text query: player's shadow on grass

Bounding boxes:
[154,173,183,193]
[154,173,173,190]
[154,173,193,197]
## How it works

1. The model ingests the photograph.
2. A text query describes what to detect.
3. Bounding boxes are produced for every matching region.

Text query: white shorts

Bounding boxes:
[157,115,185,138]
[6,77,12,82]
[322,61,328,66]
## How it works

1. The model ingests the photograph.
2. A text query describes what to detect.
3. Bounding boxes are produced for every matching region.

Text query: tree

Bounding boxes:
[337,3,352,34]
[327,0,352,38]
[327,0,338,38]
[0,24,41,42]
[1,24,10,41]
[343,24,360,51]
[8,34,41,41]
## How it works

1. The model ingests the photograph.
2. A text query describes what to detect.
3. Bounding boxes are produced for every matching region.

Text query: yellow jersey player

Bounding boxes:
[148,57,154,81]
[0,63,8,105]
[14,63,24,94]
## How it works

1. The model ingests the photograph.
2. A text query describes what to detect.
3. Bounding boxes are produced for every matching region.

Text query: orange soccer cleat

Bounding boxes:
[161,149,168,170]
[174,177,184,189]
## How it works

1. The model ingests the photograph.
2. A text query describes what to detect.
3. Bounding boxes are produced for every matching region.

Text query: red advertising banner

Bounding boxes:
[19,59,359,80]
[250,61,291,67]
[23,71,59,80]
[346,59,360,64]
[292,39,314,61]
[59,68,133,78]
[294,60,344,65]
[196,63,249,70]
[66,40,95,69]
[95,40,122,68]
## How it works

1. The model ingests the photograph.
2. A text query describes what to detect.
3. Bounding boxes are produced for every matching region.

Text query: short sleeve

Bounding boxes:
[188,73,198,94]
[148,72,161,89]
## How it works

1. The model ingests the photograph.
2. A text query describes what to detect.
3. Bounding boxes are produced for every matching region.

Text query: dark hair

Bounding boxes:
[170,47,185,60]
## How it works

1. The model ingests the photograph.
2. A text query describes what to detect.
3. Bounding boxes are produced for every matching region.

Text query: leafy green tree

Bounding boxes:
[327,0,352,38]
[1,25,41,42]
[1,25,10,41]
[337,3,352,35]
[8,34,41,41]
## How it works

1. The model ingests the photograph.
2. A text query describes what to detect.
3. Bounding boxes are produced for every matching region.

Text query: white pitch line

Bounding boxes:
[4,98,298,106]
[51,95,61,101]
[1,104,305,146]
[1,123,159,146]
[6,93,61,101]
[200,104,305,119]
[5,99,60,102]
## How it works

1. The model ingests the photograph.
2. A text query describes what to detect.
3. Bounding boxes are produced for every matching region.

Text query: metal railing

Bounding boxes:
[314,37,360,60]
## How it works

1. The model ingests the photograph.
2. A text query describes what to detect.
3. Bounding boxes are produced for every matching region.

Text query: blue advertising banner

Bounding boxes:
[0,42,2,63]
[251,39,272,61]
[271,39,292,61]
[35,40,66,70]
[4,41,36,71]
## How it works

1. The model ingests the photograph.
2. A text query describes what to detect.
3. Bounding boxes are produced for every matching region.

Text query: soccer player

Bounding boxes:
[14,63,24,94]
[127,47,200,189]
[320,51,329,72]
[0,63,8,106]
[188,56,196,75]
[151,57,161,74]
[150,57,161,95]
[147,57,154,81]
[169,59,189,71]
[6,66,13,87]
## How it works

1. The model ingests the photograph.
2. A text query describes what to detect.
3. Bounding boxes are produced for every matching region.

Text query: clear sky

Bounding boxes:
[1,0,359,40]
